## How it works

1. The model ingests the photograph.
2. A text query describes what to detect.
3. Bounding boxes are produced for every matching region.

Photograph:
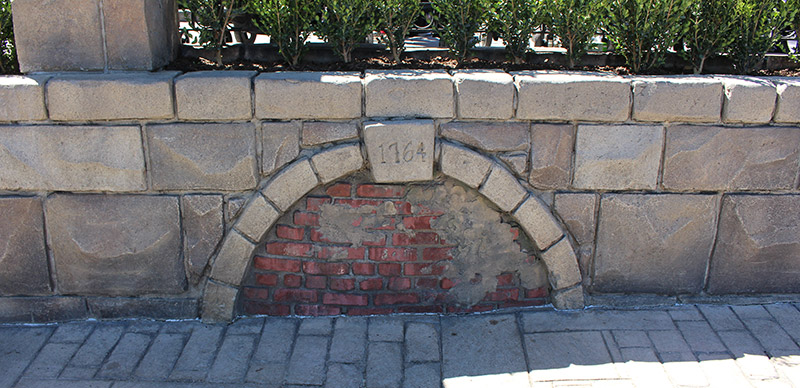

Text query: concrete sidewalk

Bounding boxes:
[1,303,799,388]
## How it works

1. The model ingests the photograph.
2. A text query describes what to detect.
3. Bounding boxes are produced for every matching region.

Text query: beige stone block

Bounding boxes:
[552,286,585,310]
[440,122,529,152]
[454,70,514,119]
[234,194,280,242]
[104,0,178,70]
[176,71,256,120]
[311,144,364,183]
[365,70,454,118]
[48,72,178,121]
[262,159,320,211]
[719,77,777,124]
[0,197,50,295]
[574,124,663,190]
[202,281,238,323]
[540,238,582,290]
[302,122,359,146]
[255,72,361,119]
[530,124,574,190]
[209,231,256,286]
[514,71,631,122]
[479,164,527,212]
[663,125,800,191]
[262,122,301,176]
[632,76,722,122]
[440,142,493,188]
[181,195,223,284]
[514,196,564,251]
[147,123,258,191]
[554,193,597,247]
[773,77,800,123]
[0,76,49,122]
[364,120,435,183]
[0,125,145,192]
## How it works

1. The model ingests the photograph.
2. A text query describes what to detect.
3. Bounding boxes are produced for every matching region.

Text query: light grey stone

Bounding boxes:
[325,363,364,388]
[697,305,744,331]
[49,321,96,343]
[262,121,301,176]
[0,75,48,122]
[455,70,515,119]
[540,238,581,290]
[97,332,152,379]
[499,152,528,176]
[514,195,564,251]
[364,120,435,183]
[594,194,718,294]
[530,123,574,189]
[234,194,280,242]
[632,76,722,122]
[67,324,125,369]
[613,330,650,348]
[201,281,238,323]
[719,76,777,123]
[574,124,663,190]
[175,71,255,120]
[255,71,362,119]
[365,70,454,118]
[285,336,329,385]
[251,318,297,363]
[405,323,439,362]
[404,363,441,388]
[46,194,184,296]
[525,331,618,382]
[226,196,247,224]
[182,195,224,283]
[0,327,54,388]
[515,71,631,122]
[209,231,257,286]
[439,142,492,188]
[773,77,800,123]
[440,121,529,152]
[708,195,800,294]
[302,121,359,146]
[663,125,800,191]
[245,362,286,386]
[0,125,146,192]
[551,285,585,310]
[479,163,527,212]
[553,193,596,247]
[47,72,177,121]
[329,317,367,363]
[104,0,178,70]
[311,143,364,183]
[298,317,334,335]
[0,197,50,295]
[521,309,674,332]
[369,317,405,342]
[717,330,778,380]
[675,321,727,353]
[24,342,80,377]
[15,379,112,388]
[262,159,320,211]
[170,324,224,380]
[648,330,691,353]
[367,341,403,388]
[207,333,257,383]
[134,333,185,380]
[667,305,703,321]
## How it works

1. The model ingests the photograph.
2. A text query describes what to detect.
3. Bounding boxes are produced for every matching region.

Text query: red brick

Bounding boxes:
[294,211,320,227]
[254,256,302,272]
[404,263,444,276]
[394,201,413,215]
[284,274,302,288]
[497,273,515,287]
[306,197,332,211]
[485,288,519,302]
[402,216,434,230]
[317,246,365,260]
[411,203,443,215]
[295,304,341,316]
[441,278,455,289]
[510,227,520,240]
[330,278,356,291]
[244,302,290,316]
[397,305,443,314]
[359,277,384,291]
[378,263,402,276]
[375,293,420,305]
[422,247,453,261]
[243,287,269,300]
[304,261,349,276]
[347,307,393,316]
[255,273,278,287]
[357,184,406,198]
[388,277,412,290]
[415,277,439,289]
[362,237,388,246]
[335,199,382,208]
[392,232,439,246]
[323,293,368,306]
[276,225,305,241]
[525,287,548,299]
[353,263,375,275]
[369,247,417,262]
[309,229,335,243]
[326,183,351,197]
[274,289,318,303]
[305,275,326,289]
[266,242,313,258]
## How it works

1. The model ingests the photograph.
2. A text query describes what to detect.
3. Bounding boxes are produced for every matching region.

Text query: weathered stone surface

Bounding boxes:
[0,76,48,122]
[440,122,529,152]
[515,71,631,122]
[226,196,247,224]
[574,124,663,190]
[262,159,320,211]
[632,76,723,122]
[311,143,364,183]
[47,72,178,121]
[87,298,197,319]
[175,71,255,120]
[719,76,777,124]
[499,152,528,176]
[201,281,238,323]
[552,286,585,310]
[209,231,257,286]
[234,194,280,242]
[454,70,514,119]
[541,238,582,290]
[525,331,616,381]
[440,142,493,188]
[479,164,527,212]
[12,0,105,72]
[0,125,146,192]
[0,296,88,323]
[514,195,564,251]
[530,124,574,189]
[302,122,359,146]
[147,123,258,191]
[554,193,597,283]
[182,195,224,283]
[46,194,185,296]
[364,120,435,183]
[0,197,50,295]
[262,122,301,176]
[365,70,454,118]
[255,72,361,119]
[594,194,718,294]
[708,195,800,294]
[773,77,800,123]
[663,125,800,191]
[104,0,178,70]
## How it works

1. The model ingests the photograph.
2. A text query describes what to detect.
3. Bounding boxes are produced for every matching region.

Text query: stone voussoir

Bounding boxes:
[773,77,800,123]
[262,158,320,211]
[310,143,364,184]
[551,285,585,310]
[439,142,493,188]
[209,231,257,286]
[255,72,362,119]
[632,76,723,122]
[233,194,280,242]
[540,238,582,290]
[175,71,256,120]
[365,70,454,118]
[454,70,515,119]
[513,195,564,251]
[202,281,239,323]
[718,76,777,124]
[0,75,49,122]
[479,163,527,212]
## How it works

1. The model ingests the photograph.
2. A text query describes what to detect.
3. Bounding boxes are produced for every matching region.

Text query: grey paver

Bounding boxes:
[740,318,800,354]
[404,363,441,388]
[526,331,619,382]
[619,347,672,388]
[226,317,265,336]
[367,341,403,388]
[97,333,153,379]
[24,342,80,378]
[169,325,224,381]
[765,304,800,343]
[521,310,675,332]
[69,324,126,367]
[134,333,186,380]
[127,321,162,334]
[659,352,708,387]
[49,321,96,343]
[207,334,257,383]
[667,305,704,321]
[14,379,112,388]
[697,353,753,387]
[405,323,440,363]
[369,317,405,342]
[733,305,774,321]
[675,320,728,353]
[329,317,368,363]
[648,330,692,354]
[698,305,745,331]
[717,330,780,380]
[612,330,650,348]
[298,317,334,336]
[285,336,329,385]
[0,327,52,388]
[325,363,365,388]
[251,318,297,363]
[245,362,286,386]
[60,366,99,379]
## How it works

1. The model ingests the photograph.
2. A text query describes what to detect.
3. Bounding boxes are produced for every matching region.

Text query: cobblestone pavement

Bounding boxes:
[2,303,799,388]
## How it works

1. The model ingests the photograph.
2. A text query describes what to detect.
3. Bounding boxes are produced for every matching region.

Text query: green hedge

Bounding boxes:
[0,0,17,74]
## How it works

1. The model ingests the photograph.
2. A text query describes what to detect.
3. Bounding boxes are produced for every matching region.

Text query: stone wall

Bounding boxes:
[0,70,798,323]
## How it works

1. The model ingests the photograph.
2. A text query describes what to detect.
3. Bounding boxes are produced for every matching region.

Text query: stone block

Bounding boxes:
[440,142,493,188]
[0,76,48,122]
[255,72,361,119]
[46,194,185,296]
[454,70,514,119]
[514,196,564,251]
[234,194,280,242]
[514,71,631,122]
[663,125,800,191]
[530,124,574,190]
[87,297,197,319]
[311,144,364,183]
[262,122,301,176]
[499,152,528,176]
[202,281,238,323]
[104,0,178,70]
[48,72,177,121]
[0,296,88,323]
[708,195,800,294]
[181,195,224,283]
[719,76,777,124]
[364,120,435,183]
[479,164,527,212]
[175,71,256,120]
[440,122,529,152]
[554,193,597,283]
[302,122,359,146]
[365,70,454,118]
[773,77,800,123]
[0,197,50,295]
[209,231,256,286]
[550,285,585,310]
[147,123,258,191]
[574,124,663,190]
[632,76,722,122]
[540,238,582,290]
[594,194,718,294]
[0,125,146,192]
[262,159,320,211]
[12,0,104,72]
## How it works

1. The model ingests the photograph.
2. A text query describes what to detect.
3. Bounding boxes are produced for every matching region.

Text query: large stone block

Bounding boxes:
[104,0,178,70]
[0,296,88,323]
[440,122,529,152]
[773,77,800,123]
[514,71,631,122]
[0,197,50,295]
[0,125,146,192]
[181,195,224,284]
[262,122,301,176]
[0,76,48,122]
[262,159,320,211]
[365,70,454,118]
[663,125,800,191]
[255,72,361,119]
[175,71,256,120]
[12,0,105,72]
[530,124,574,190]
[48,72,178,121]
[719,76,777,124]
[632,76,722,122]
[46,194,185,296]
[364,120,435,183]
[574,124,663,190]
[454,70,514,119]
[708,195,800,294]
[440,142,493,188]
[87,297,197,319]
[594,194,718,294]
[302,122,359,146]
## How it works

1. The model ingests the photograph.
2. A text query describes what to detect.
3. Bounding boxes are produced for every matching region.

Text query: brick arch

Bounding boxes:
[201,141,584,322]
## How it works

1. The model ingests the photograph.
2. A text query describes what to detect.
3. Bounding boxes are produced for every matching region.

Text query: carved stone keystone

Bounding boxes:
[364,120,435,183]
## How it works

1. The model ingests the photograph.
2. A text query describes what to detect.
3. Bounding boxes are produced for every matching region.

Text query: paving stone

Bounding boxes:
[764,304,800,343]
[365,70,454,118]
[298,317,334,336]
[0,75,49,122]
[719,76,778,123]
[134,333,186,380]
[618,347,673,388]
[440,122,529,152]
[0,327,51,388]
[302,122,359,146]
[773,77,800,123]
[369,317,405,342]
[526,331,619,382]
[403,363,441,388]
[513,195,564,251]
[612,331,650,348]
[529,124,574,190]
[632,76,722,122]
[405,323,440,363]
[697,353,754,387]
[574,124,663,190]
[207,334,257,383]
[329,317,367,363]
[659,352,709,387]
[227,317,265,335]
[647,330,692,353]
[251,318,297,363]
[367,341,404,388]
[256,72,362,119]
[103,0,178,71]
[698,305,745,331]
[667,305,703,321]
[97,332,152,379]
[68,324,126,369]
[175,71,255,120]
[23,342,79,378]
[732,305,774,321]
[676,321,727,353]
[181,195,224,284]
[233,194,280,243]
[49,321,96,343]
[169,325,224,381]
[439,142,493,189]
[454,70,515,119]
[59,366,99,380]
[285,336,329,385]
[479,163,527,212]
[262,159,320,212]
[245,362,286,386]
[311,143,364,184]
[521,310,675,332]
[0,197,50,295]
[325,363,364,388]
[364,120,435,183]
[738,318,799,354]
[15,379,112,388]
[262,122,301,176]
[717,330,780,380]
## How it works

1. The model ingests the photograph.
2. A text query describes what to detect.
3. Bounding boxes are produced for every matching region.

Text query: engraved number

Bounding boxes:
[378,141,426,164]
